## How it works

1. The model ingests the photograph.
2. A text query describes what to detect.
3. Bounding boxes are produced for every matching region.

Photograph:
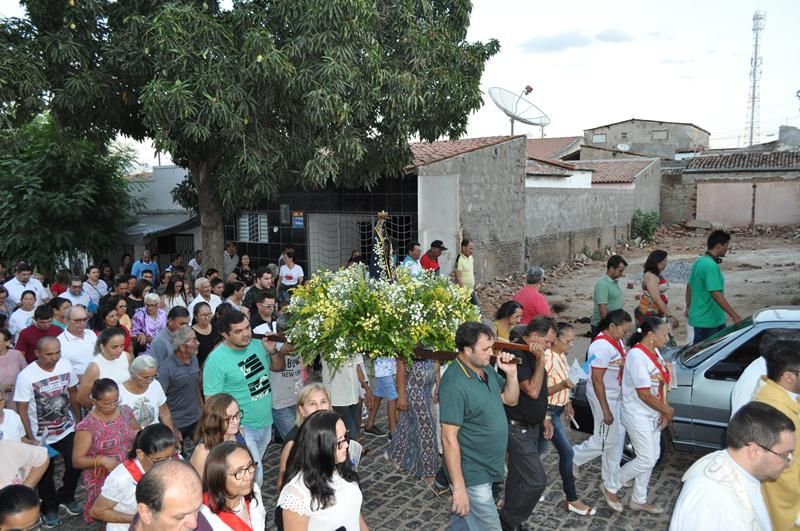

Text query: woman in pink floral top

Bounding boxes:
[131,293,167,354]
[72,378,140,522]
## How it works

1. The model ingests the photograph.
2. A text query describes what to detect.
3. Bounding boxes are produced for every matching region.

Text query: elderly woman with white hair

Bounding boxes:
[130,292,167,353]
[118,354,180,437]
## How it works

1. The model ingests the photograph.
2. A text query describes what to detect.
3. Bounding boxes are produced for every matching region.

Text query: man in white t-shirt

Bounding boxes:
[14,336,82,524]
[3,262,48,307]
[263,315,303,441]
[322,354,374,440]
[59,276,92,308]
[188,250,203,281]
[572,310,632,491]
[278,250,304,304]
[670,402,794,531]
[187,277,222,317]
[57,305,98,378]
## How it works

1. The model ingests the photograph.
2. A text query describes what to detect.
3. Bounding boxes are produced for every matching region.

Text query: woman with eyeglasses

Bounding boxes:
[72,378,141,524]
[89,423,179,530]
[191,393,247,478]
[131,292,167,354]
[200,442,266,531]
[77,327,134,408]
[119,355,179,437]
[278,411,368,530]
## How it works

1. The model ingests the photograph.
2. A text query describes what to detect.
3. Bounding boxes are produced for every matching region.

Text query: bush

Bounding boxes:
[631,209,660,242]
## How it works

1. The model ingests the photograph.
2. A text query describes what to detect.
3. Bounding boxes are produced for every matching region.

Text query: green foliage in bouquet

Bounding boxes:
[287,264,479,368]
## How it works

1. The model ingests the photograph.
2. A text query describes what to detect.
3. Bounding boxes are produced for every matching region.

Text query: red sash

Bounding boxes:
[122,459,144,483]
[634,343,671,400]
[202,493,253,531]
[593,333,627,384]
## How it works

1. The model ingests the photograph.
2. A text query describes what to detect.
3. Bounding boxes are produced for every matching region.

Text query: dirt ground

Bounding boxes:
[477,225,800,356]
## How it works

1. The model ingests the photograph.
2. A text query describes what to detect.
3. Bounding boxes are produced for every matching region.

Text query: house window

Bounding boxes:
[591,133,607,144]
[237,211,269,243]
[620,132,628,140]
[652,130,669,141]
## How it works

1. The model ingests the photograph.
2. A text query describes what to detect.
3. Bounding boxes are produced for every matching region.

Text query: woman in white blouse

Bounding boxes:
[278,411,368,530]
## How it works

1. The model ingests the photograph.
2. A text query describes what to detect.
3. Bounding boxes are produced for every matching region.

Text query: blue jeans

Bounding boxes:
[538,405,578,501]
[242,424,272,486]
[692,324,726,345]
[272,406,296,441]
[450,482,502,531]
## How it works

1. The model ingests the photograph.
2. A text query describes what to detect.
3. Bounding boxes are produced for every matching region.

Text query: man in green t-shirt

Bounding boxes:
[202,310,285,485]
[686,230,741,345]
[439,322,520,531]
[591,255,628,336]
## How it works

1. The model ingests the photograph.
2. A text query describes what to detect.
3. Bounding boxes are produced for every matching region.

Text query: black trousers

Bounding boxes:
[500,423,547,531]
[38,431,80,514]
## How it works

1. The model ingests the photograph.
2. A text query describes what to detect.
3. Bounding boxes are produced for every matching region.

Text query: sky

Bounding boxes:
[2,0,799,165]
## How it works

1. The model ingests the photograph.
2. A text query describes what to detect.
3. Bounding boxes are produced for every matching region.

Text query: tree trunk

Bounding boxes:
[191,161,225,276]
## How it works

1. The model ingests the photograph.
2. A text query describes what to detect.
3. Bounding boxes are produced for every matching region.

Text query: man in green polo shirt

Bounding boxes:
[202,310,285,485]
[440,321,520,531]
[686,230,741,345]
[591,255,628,336]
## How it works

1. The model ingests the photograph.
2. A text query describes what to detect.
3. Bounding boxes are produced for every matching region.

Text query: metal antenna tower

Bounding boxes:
[745,11,766,147]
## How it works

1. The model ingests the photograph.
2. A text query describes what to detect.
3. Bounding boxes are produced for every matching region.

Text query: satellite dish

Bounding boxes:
[617,143,631,152]
[488,86,551,136]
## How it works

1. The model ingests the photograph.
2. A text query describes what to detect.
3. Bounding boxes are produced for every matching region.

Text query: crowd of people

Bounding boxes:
[0,229,796,531]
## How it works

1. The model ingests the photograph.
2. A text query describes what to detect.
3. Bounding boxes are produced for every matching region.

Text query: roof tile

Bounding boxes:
[526,136,582,159]
[686,151,800,170]
[409,136,517,168]
[572,159,657,184]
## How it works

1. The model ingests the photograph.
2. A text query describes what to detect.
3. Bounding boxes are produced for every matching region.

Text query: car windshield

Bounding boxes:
[679,318,754,368]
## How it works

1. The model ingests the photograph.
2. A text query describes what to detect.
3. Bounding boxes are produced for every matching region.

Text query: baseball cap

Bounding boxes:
[430,240,448,250]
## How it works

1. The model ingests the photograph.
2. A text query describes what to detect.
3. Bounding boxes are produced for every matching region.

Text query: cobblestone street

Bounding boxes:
[57,406,699,531]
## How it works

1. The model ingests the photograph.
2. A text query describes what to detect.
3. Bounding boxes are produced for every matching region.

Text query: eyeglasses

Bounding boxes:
[229,461,257,480]
[225,411,244,423]
[337,431,350,450]
[757,443,794,463]
[145,303,159,307]
[136,372,158,381]
[71,317,89,323]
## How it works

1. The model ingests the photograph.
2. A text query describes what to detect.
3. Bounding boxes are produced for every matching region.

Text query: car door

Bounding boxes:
[689,327,765,450]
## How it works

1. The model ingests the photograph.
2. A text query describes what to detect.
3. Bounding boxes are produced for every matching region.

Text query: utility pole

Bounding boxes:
[745,11,765,147]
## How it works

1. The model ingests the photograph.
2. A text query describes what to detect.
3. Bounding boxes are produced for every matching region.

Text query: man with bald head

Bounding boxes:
[132,460,210,531]
[14,336,82,527]
[187,277,222,316]
[57,305,98,379]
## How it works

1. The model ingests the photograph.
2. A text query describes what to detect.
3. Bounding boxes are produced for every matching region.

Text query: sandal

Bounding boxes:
[564,500,597,516]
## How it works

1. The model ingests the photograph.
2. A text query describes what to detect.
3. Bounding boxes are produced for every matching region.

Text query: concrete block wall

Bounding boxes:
[524,187,634,267]
[661,173,697,224]
[420,137,527,283]
[632,160,662,214]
